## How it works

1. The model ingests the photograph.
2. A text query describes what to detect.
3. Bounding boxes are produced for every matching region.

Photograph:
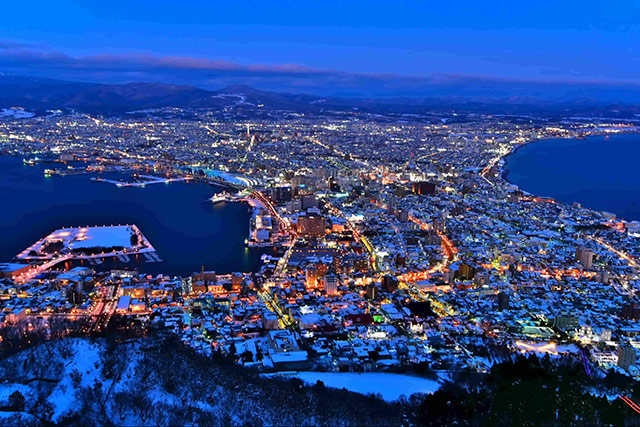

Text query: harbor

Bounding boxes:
[1,156,266,276]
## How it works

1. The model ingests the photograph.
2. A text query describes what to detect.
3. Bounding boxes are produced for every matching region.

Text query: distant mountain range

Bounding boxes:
[1,74,640,117]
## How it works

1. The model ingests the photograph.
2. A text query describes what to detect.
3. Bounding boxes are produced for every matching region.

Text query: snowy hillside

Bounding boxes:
[0,335,405,426]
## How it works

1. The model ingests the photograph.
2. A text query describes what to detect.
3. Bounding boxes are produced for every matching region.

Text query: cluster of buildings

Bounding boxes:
[2,106,640,378]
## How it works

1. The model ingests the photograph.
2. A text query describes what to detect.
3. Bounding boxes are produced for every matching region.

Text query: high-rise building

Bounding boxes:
[365,283,377,300]
[474,271,489,286]
[497,291,510,311]
[270,186,292,202]
[457,263,476,280]
[291,175,306,189]
[554,315,579,331]
[382,275,399,292]
[297,212,326,237]
[231,272,243,291]
[395,209,409,223]
[432,219,446,232]
[305,265,318,289]
[618,344,637,370]
[425,231,442,246]
[575,247,594,269]
[621,303,640,320]
[324,273,338,296]
[300,194,318,210]
[412,181,436,195]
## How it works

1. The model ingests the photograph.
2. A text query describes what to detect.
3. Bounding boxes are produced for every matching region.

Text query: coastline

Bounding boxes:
[499,136,574,186]
[498,132,640,222]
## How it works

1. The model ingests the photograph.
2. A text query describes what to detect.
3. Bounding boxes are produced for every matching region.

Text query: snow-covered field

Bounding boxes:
[514,341,579,356]
[70,226,134,249]
[268,371,441,401]
[0,108,34,119]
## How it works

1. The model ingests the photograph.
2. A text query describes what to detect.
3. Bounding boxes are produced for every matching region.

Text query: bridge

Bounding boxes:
[14,254,73,283]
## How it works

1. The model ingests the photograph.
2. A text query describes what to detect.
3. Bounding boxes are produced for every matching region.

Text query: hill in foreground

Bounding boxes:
[0,334,404,426]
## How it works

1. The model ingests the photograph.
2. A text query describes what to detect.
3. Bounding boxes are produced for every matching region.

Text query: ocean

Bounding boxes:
[504,133,640,221]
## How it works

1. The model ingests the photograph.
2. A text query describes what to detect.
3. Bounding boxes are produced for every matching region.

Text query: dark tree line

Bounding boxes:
[417,354,639,426]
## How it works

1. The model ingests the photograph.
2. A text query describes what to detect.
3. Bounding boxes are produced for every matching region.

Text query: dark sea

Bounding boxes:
[504,133,640,221]
[0,156,270,276]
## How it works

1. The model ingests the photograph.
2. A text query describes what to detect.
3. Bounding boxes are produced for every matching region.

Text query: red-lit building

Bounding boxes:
[412,181,436,195]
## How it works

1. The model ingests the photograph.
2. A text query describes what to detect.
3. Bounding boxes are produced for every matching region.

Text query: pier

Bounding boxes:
[92,175,190,187]
[13,224,157,282]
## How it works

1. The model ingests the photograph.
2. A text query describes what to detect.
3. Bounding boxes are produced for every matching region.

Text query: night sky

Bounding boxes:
[1,1,639,95]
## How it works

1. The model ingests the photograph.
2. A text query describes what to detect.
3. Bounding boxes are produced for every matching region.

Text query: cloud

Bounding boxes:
[0,40,43,49]
[0,43,323,75]
[1,42,640,101]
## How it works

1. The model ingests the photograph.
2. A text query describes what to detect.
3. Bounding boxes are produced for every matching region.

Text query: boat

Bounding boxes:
[23,157,40,165]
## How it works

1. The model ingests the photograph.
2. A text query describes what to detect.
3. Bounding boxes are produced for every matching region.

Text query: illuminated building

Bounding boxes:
[296,212,326,237]
[231,272,243,290]
[618,344,637,370]
[323,273,338,296]
[457,263,476,280]
[554,315,579,331]
[305,265,318,289]
[411,181,436,195]
[432,219,446,232]
[365,283,377,300]
[0,263,32,279]
[116,295,131,314]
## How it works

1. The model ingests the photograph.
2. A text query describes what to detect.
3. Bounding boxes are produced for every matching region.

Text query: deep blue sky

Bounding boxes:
[1,1,640,96]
